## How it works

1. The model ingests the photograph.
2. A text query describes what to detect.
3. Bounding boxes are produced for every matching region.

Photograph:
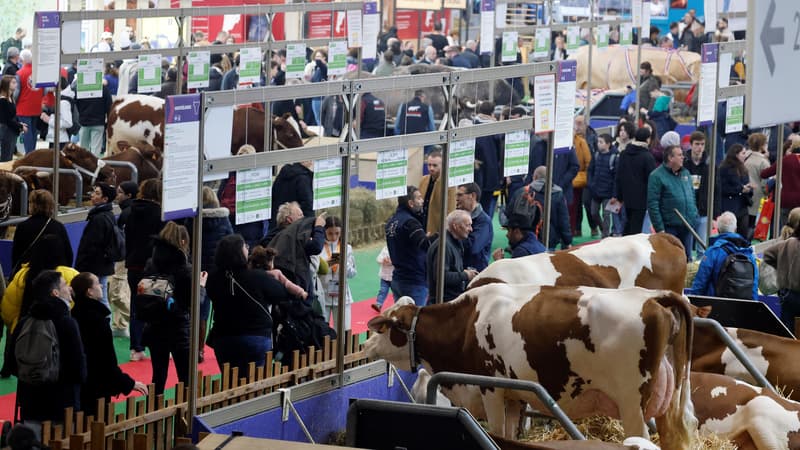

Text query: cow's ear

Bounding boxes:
[367,316,393,334]
[395,296,415,307]
[695,305,712,318]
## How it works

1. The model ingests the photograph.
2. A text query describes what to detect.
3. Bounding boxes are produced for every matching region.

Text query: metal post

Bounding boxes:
[336,83,353,387]
[175,15,185,95]
[542,133,555,249]
[773,123,785,237]
[186,93,206,433]
[584,0,593,126]
[53,79,62,212]
[633,20,643,124]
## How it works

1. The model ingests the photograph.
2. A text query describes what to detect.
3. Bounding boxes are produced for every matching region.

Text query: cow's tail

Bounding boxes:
[655,293,697,450]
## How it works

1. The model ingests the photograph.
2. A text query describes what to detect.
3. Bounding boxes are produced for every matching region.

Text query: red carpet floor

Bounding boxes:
[0,295,393,421]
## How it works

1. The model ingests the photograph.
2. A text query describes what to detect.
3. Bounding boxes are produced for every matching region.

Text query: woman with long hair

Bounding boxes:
[206,234,292,374]
[141,221,199,395]
[717,144,753,236]
[764,207,800,330]
[320,216,356,331]
[11,189,73,276]
[0,74,26,161]
[744,133,771,237]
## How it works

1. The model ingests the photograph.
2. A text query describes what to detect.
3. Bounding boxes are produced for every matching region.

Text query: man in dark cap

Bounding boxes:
[493,212,546,260]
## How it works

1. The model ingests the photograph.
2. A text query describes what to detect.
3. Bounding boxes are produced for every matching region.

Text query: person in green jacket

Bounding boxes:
[647,144,698,261]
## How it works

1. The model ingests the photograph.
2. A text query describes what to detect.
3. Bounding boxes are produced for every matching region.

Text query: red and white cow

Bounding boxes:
[691,371,800,450]
[693,327,800,402]
[365,285,695,450]
[107,95,165,155]
[469,233,687,295]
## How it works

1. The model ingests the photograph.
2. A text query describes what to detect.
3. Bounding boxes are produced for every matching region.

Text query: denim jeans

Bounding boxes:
[18,116,38,153]
[390,279,428,306]
[664,224,694,262]
[695,215,708,259]
[480,192,497,220]
[214,335,272,374]
[375,278,392,307]
[79,125,105,156]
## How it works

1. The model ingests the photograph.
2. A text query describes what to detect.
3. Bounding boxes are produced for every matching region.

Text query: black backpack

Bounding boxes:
[14,317,60,385]
[715,246,755,299]
[64,96,81,137]
[499,184,543,236]
[272,300,337,366]
[102,214,126,262]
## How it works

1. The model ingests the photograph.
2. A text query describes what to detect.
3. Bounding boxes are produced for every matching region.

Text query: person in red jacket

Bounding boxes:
[14,49,43,153]
[761,142,800,230]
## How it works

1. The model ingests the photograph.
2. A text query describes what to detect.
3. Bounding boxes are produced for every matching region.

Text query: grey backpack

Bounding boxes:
[15,317,60,385]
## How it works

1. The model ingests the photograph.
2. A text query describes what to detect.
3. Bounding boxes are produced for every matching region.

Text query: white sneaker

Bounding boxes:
[112,328,130,338]
[130,350,148,361]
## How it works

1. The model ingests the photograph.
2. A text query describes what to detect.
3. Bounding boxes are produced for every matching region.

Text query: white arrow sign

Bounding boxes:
[746,0,800,127]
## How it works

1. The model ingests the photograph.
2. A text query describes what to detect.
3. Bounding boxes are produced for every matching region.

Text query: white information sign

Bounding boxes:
[162,94,201,221]
[187,51,210,89]
[313,158,343,209]
[697,44,718,127]
[448,139,475,187]
[347,9,363,48]
[597,24,610,48]
[480,0,495,54]
[533,28,551,59]
[704,0,718,32]
[495,3,508,29]
[328,41,348,76]
[642,1,651,34]
[503,131,530,177]
[286,44,307,80]
[718,52,732,88]
[725,96,744,134]
[566,26,580,51]
[554,61,577,151]
[533,74,556,133]
[375,149,408,200]
[362,2,380,61]
[502,32,519,63]
[238,47,262,86]
[620,23,633,46]
[33,12,61,88]
[632,0,643,27]
[137,54,162,94]
[745,0,800,127]
[235,168,272,225]
[76,59,104,99]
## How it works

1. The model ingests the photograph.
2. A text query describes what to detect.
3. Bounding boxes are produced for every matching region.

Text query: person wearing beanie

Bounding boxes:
[660,130,681,149]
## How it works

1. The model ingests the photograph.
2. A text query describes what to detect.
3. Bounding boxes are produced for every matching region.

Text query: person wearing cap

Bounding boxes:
[75,182,120,309]
[444,45,471,69]
[92,31,114,53]
[492,212,546,260]
[2,46,20,76]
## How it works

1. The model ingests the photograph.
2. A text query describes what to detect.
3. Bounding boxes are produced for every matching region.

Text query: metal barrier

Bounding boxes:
[13,166,83,205]
[425,372,586,441]
[101,160,139,185]
[693,317,778,394]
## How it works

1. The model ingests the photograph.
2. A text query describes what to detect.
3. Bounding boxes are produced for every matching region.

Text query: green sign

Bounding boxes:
[286,43,307,80]
[137,54,162,94]
[502,31,518,63]
[238,47,261,86]
[76,58,103,99]
[620,23,633,46]
[376,149,408,200]
[597,24,610,48]
[725,96,744,134]
[503,130,530,177]
[187,51,210,89]
[328,41,348,76]
[313,158,343,209]
[567,26,580,51]
[235,167,272,225]
[533,27,551,59]
[448,139,475,187]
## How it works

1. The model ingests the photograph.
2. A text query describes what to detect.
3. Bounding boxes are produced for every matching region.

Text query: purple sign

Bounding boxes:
[36,11,60,29]
[363,2,378,14]
[702,43,718,64]
[558,60,577,83]
[481,0,494,12]
[165,94,201,124]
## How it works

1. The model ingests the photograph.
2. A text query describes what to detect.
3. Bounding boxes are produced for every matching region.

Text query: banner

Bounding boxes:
[502,32,518,63]
[187,51,210,89]
[566,26,580,51]
[362,2,380,61]
[597,24,610,48]
[697,43,718,127]
[554,60,577,152]
[533,74,555,133]
[235,168,272,225]
[725,96,744,134]
[313,158,343,209]
[286,43,307,79]
[620,23,633,46]
[33,12,60,88]
[238,47,262,86]
[76,59,104,99]
[479,0,495,55]
[376,149,408,200]
[137,54,162,94]
[162,94,201,221]
[328,41,348,76]
[533,28,551,59]
[448,139,475,187]
[504,130,530,177]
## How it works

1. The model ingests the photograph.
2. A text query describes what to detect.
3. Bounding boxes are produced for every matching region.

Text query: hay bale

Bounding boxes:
[685,260,700,288]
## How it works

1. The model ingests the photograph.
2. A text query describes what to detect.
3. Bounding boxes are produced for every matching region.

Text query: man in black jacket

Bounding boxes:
[12,270,87,430]
[75,182,117,310]
[615,127,657,235]
[427,210,478,303]
[270,161,314,230]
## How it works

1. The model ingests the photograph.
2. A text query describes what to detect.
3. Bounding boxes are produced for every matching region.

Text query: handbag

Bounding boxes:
[754,194,775,241]
[759,260,779,296]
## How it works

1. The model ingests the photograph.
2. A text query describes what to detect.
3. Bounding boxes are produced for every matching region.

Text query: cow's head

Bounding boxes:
[62,143,116,185]
[365,296,419,371]
[272,114,305,150]
[0,170,25,220]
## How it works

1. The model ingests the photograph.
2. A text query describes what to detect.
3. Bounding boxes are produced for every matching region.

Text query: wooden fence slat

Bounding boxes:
[69,432,85,450]
[133,433,148,450]
[111,438,126,450]
[53,424,63,442]
[75,411,84,434]
[90,422,105,450]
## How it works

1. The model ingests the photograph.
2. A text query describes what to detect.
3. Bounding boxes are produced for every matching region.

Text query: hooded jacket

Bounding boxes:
[71,292,135,416]
[615,141,657,210]
[124,199,164,270]
[184,206,233,273]
[690,233,758,299]
[270,163,314,222]
[12,295,87,421]
[75,202,116,276]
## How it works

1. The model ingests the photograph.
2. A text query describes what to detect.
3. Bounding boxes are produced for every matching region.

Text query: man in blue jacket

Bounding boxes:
[690,212,759,299]
[456,183,493,271]
[530,166,572,250]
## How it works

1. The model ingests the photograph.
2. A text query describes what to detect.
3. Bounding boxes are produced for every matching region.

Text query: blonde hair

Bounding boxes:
[202,186,219,208]
[160,221,190,253]
[780,207,800,240]
[237,144,256,155]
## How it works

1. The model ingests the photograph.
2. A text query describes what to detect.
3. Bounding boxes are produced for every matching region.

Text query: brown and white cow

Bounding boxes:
[693,327,800,402]
[490,434,656,450]
[107,95,165,155]
[691,371,800,450]
[470,233,687,295]
[365,285,695,450]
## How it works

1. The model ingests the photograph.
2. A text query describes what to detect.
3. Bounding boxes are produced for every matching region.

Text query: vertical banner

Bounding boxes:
[704,0,717,32]
[495,3,508,29]
[501,32,518,63]
[376,149,408,200]
[33,12,60,88]
[642,1,651,33]
[533,74,556,133]
[448,139,476,187]
[238,47,262,86]
[725,96,744,134]
[566,26,580,51]
[286,44,307,79]
[597,24,610,48]
[620,23,633,46]
[313,158,343,209]
[479,0,495,55]
[533,28,551,59]
[503,131,530,177]
[362,2,380,61]
[137,54,162,94]
[554,60,577,152]
[346,7,363,48]
[718,52,732,88]
[76,59,104,99]
[328,41,348,76]
[632,0,642,28]
[697,43,718,127]
[235,168,272,225]
[187,51,210,89]
[162,94,201,221]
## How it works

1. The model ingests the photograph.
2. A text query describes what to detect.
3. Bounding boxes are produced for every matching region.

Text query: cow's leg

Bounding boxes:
[481,389,508,437]
[503,399,523,439]
[618,403,649,441]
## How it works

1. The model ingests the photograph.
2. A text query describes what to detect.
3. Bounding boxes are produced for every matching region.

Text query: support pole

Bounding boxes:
[633,23,643,124]
[53,78,62,213]
[542,133,555,249]
[584,0,593,126]
[773,123,785,237]
[336,81,354,387]
[706,117,718,241]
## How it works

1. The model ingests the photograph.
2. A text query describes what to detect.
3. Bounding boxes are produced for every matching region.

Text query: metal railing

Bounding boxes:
[14,166,83,206]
